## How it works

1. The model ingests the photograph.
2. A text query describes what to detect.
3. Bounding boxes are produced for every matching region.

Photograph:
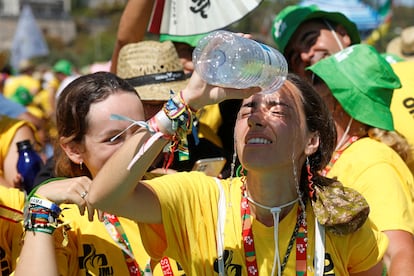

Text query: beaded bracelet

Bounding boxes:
[24,194,62,235]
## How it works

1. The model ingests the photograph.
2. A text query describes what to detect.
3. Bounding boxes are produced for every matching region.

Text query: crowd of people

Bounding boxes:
[0,1,413,275]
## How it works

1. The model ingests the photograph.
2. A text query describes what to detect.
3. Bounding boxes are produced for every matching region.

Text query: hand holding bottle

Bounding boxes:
[181,70,260,111]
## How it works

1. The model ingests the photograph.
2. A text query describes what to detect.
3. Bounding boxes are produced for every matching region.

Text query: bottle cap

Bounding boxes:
[17,140,32,151]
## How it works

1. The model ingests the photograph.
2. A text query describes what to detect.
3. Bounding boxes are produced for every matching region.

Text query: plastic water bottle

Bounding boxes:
[192,30,288,94]
[16,140,44,194]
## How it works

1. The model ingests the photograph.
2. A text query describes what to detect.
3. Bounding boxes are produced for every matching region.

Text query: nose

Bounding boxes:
[247,113,265,128]
[300,50,314,66]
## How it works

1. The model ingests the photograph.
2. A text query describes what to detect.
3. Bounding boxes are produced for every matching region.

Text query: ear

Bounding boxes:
[304,131,320,156]
[60,137,84,165]
[335,25,352,47]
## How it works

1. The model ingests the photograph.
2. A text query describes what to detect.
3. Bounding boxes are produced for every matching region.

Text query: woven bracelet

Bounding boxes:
[24,194,62,234]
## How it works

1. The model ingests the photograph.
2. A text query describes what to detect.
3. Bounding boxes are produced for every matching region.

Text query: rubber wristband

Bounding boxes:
[29,196,62,215]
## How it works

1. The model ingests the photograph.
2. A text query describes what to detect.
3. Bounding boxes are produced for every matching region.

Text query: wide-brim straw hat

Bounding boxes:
[117,40,189,101]
[386,26,414,61]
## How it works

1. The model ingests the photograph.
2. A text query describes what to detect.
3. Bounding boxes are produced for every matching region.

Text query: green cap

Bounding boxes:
[307,44,401,131]
[272,5,361,53]
[159,33,207,47]
[11,86,33,106]
[53,59,72,76]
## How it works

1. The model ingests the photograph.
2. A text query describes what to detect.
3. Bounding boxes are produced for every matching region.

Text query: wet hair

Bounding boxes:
[54,71,139,178]
[286,74,337,197]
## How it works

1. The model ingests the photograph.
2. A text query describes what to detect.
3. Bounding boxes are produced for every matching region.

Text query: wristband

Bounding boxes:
[29,196,62,216]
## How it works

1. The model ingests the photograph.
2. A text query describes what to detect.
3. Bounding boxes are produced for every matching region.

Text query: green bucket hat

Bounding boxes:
[307,44,401,131]
[272,5,361,53]
[53,59,72,76]
[160,33,207,47]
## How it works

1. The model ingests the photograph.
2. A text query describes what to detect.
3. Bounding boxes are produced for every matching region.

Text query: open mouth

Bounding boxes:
[246,137,272,144]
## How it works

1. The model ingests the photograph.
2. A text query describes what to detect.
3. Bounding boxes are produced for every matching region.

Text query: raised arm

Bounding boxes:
[87,72,259,222]
[110,0,155,73]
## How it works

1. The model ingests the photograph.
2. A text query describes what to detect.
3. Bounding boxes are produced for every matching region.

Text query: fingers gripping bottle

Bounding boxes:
[192,30,288,94]
[16,140,44,194]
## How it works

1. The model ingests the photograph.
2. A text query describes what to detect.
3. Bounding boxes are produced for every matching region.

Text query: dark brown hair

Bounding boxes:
[286,74,337,197]
[54,72,139,178]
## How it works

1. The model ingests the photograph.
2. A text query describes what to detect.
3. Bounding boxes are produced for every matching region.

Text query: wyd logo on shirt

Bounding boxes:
[79,244,114,275]
[213,250,337,275]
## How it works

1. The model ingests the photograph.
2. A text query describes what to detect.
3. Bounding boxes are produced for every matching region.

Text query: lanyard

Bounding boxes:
[103,213,175,276]
[103,212,141,275]
[240,194,307,275]
[321,136,359,176]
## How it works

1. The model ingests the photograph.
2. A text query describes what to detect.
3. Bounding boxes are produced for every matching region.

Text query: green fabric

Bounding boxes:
[272,4,360,53]
[308,44,401,131]
[312,180,370,235]
[159,33,207,47]
[53,59,72,76]
[10,86,33,105]
[381,52,405,64]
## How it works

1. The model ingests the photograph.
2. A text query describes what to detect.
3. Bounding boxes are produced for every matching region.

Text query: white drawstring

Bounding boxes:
[323,19,345,51]
[335,117,353,151]
[246,196,298,276]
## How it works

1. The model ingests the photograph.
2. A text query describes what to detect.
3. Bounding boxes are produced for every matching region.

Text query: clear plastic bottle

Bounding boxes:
[192,30,288,94]
[16,140,43,194]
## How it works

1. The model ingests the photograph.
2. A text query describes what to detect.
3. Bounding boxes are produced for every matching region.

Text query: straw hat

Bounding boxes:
[386,26,414,61]
[117,40,189,101]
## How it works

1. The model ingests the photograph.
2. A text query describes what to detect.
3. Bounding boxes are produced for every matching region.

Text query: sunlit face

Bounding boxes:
[235,81,311,172]
[285,19,351,81]
[80,92,145,177]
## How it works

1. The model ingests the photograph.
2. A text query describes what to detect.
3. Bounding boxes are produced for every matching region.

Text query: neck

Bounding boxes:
[244,173,298,226]
[335,117,367,151]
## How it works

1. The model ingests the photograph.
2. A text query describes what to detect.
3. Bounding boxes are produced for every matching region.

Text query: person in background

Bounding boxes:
[15,72,183,276]
[53,59,80,100]
[0,54,43,129]
[110,0,155,73]
[307,44,414,275]
[271,4,414,176]
[385,26,414,172]
[0,115,38,188]
[3,59,41,106]
[86,70,387,275]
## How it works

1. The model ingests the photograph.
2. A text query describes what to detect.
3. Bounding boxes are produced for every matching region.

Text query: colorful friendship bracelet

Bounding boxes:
[24,194,63,234]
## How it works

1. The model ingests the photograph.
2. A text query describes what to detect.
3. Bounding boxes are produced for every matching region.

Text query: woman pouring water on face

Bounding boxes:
[86,69,387,275]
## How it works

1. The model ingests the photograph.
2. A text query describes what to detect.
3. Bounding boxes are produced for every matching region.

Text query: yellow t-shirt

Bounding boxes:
[140,172,388,275]
[0,185,25,274]
[391,61,414,173]
[327,137,414,234]
[197,104,223,148]
[3,75,40,99]
[53,204,184,275]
